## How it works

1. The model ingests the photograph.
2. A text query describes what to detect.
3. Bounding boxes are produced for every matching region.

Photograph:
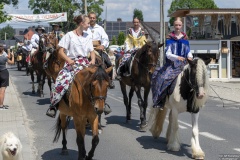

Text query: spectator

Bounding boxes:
[0,44,15,110]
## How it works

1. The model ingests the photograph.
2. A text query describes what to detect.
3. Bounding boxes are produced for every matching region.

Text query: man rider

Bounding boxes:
[29,25,45,66]
[87,11,113,115]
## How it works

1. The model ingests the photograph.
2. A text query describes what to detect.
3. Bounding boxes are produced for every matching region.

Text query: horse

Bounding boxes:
[16,46,29,74]
[148,58,211,160]
[29,34,52,97]
[44,32,111,134]
[116,41,164,131]
[53,65,112,160]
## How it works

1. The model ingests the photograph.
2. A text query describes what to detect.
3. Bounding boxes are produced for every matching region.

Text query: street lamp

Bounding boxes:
[159,0,165,67]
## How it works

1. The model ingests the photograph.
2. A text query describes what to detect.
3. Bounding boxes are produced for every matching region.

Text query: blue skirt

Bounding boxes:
[151,60,186,107]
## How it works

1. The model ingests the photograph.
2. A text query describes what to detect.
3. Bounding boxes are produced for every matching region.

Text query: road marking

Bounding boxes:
[165,120,187,129]
[199,132,225,141]
[178,120,192,127]
[234,148,240,152]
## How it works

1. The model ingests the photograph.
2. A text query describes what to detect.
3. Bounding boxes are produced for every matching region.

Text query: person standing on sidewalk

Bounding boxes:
[0,44,15,110]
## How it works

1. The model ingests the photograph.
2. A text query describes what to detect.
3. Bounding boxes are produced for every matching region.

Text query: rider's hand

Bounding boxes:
[66,58,75,65]
[178,56,185,62]
[89,59,95,65]
[98,45,105,51]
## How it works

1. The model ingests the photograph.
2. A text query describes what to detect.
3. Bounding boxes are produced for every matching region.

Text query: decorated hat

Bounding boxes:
[51,23,62,28]
[35,25,45,32]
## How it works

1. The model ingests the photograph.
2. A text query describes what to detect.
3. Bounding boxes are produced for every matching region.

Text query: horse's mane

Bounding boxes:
[183,58,209,109]
[91,65,110,85]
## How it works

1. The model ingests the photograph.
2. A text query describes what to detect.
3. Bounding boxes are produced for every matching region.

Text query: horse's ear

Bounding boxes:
[203,58,212,65]
[158,43,164,48]
[105,66,113,74]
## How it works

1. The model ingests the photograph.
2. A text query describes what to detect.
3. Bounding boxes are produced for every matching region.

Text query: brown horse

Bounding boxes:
[44,33,111,134]
[116,41,164,131]
[53,65,112,160]
[29,35,52,97]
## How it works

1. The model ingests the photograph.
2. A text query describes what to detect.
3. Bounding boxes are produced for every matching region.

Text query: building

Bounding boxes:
[169,8,240,81]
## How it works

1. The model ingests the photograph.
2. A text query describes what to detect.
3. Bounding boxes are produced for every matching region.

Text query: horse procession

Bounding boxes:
[6,14,212,160]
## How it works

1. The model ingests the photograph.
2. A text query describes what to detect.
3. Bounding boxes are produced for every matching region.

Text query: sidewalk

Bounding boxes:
[0,76,37,160]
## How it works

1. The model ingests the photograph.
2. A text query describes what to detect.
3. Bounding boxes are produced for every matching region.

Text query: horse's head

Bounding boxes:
[39,34,47,53]
[140,41,164,74]
[87,65,113,114]
[186,58,211,100]
[45,33,59,54]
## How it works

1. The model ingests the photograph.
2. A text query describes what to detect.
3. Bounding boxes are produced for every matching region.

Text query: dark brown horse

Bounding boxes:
[116,41,164,131]
[53,65,112,160]
[29,35,51,97]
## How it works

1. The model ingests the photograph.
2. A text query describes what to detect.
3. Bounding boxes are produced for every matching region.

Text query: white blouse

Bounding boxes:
[58,31,94,59]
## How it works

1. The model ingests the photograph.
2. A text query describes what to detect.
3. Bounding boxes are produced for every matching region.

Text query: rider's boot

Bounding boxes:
[108,69,115,89]
[104,103,112,115]
[46,103,59,118]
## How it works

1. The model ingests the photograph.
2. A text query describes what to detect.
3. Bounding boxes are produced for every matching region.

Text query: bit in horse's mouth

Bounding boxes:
[9,149,17,156]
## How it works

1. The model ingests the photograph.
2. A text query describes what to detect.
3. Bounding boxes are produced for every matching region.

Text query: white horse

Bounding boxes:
[149,58,211,160]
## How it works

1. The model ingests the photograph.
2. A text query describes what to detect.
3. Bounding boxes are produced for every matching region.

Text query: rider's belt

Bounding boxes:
[71,56,87,60]
[93,40,101,47]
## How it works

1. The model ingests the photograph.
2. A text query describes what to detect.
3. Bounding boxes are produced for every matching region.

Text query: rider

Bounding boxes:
[29,25,45,67]
[87,11,115,89]
[46,14,96,118]
[116,17,146,80]
[151,17,193,110]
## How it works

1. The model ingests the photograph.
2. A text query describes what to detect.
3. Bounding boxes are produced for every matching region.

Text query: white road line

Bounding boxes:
[165,120,187,129]
[199,132,225,141]
[178,120,192,127]
[234,148,240,152]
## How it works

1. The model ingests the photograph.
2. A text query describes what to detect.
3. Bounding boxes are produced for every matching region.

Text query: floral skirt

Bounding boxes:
[50,57,89,106]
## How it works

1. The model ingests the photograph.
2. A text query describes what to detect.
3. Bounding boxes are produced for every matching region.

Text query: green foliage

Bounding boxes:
[168,0,218,26]
[133,8,144,22]
[0,25,15,40]
[0,0,20,24]
[117,31,125,45]
[28,0,104,32]
[111,36,117,45]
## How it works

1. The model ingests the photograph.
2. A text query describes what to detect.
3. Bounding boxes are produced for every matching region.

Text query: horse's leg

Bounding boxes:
[37,72,41,94]
[191,112,205,159]
[139,85,150,131]
[47,76,52,92]
[87,115,99,160]
[74,117,87,160]
[97,113,102,134]
[134,86,145,130]
[30,70,35,94]
[127,87,134,120]
[39,73,45,97]
[61,114,68,155]
[167,108,180,151]
[119,81,129,123]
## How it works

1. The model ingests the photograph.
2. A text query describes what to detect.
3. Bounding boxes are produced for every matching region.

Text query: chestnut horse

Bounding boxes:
[44,32,110,133]
[29,35,51,97]
[116,41,164,131]
[53,65,112,159]
[148,58,211,159]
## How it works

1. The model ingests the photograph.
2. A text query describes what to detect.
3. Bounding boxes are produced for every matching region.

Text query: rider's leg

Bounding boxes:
[102,52,115,89]
[29,48,36,66]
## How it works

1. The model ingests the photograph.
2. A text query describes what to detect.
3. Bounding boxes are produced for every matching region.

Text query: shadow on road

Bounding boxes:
[136,135,192,158]
[36,98,51,105]
[105,115,140,131]
[41,148,78,160]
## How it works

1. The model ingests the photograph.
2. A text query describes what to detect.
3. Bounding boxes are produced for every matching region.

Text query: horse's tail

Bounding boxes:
[53,116,71,143]
[148,107,168,138]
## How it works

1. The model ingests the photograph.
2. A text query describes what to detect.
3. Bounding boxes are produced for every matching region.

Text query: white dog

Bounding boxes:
[0,132,22,160]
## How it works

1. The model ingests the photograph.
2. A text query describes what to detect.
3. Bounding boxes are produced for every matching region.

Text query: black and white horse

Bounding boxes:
[149,58,211,160]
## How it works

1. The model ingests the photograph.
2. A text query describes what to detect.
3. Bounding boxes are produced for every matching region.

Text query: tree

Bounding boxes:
[0,25,15,40]
[0,1,19,24]
[111,36,117,45]
[133,8,143,22]
[168,0,218,26]
[117,32,125,45]
[28,0,104,32]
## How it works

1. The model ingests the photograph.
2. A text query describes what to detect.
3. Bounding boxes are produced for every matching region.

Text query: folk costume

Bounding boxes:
[116,27,146,78]
[151,31,193,108]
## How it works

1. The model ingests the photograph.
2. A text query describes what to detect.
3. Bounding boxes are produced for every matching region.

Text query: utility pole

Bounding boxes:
[159,0,165,67]
[84,0,87,15]
[5,32,7,40]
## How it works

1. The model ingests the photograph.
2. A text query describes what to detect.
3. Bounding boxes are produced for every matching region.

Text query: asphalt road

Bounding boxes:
[8,65,240,160]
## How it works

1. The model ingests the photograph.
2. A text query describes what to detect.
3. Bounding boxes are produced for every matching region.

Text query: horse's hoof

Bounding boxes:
[126,119,131,124]
[139,124,148,132]
[60,149,68,155]
[192,152,205,160]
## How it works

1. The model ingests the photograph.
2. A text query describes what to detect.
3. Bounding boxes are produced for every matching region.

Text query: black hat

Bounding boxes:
[51,23,62,28]
[35,25,45,32]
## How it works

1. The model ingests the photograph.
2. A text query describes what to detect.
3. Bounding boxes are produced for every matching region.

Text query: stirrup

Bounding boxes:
[46,108,57,118]
[104,103,112,115]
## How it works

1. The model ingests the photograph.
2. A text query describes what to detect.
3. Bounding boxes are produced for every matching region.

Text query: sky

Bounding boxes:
[1,0,240,29]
